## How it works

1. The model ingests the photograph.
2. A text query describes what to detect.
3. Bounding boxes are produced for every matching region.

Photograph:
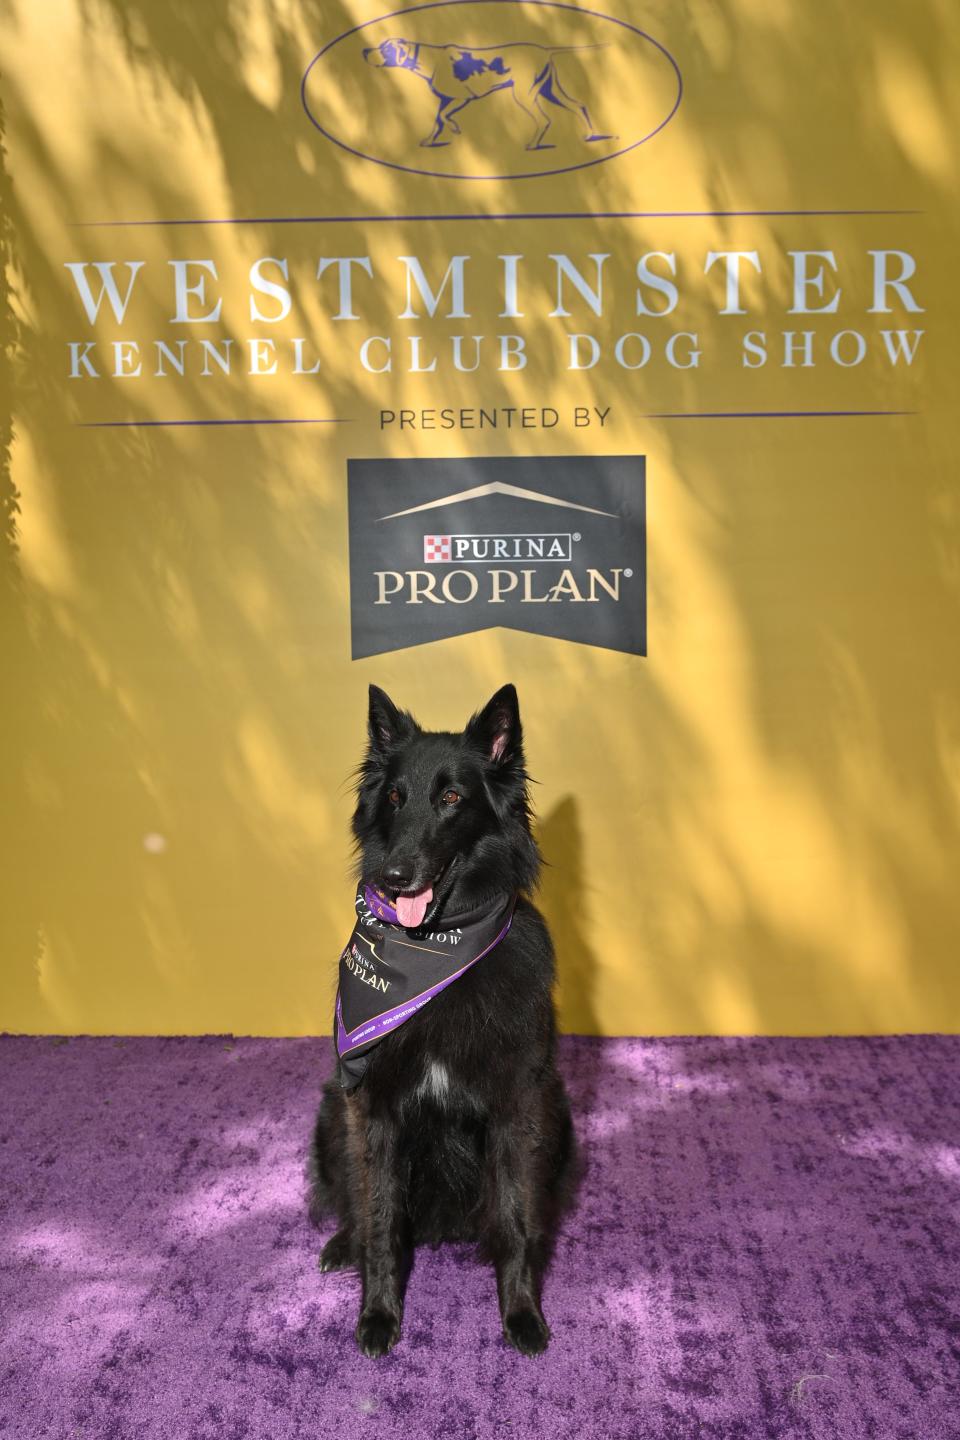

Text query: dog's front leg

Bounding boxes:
[349,1104,410,1358]
[482,1111,552,1355]
[422,96,460,146]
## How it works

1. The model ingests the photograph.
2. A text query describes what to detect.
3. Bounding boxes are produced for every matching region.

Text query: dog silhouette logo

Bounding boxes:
[362,37,616,151]
[302,2,682,182]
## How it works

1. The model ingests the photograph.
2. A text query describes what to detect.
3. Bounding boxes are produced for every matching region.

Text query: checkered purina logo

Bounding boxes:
[423,535,452,562]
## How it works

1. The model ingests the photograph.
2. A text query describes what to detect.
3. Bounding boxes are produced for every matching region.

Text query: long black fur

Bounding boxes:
[308,683,575,1358]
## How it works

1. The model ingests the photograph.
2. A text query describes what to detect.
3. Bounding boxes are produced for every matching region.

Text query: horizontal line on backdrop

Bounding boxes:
[75,418,352,428]
[75,413,917,428]
[640,409,917,419]
[70,208,923,228]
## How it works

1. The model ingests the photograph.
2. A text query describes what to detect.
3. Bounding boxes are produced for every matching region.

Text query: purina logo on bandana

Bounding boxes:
[335,883,515,1089]
[347,455,646,658]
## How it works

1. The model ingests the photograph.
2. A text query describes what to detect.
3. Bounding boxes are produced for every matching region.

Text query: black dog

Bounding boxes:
[309,683,574,1357]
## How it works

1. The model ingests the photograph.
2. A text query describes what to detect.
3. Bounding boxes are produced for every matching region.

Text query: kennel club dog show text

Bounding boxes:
[63,249,925,400]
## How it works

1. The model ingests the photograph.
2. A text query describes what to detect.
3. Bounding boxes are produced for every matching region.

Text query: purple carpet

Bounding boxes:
[1,1035,958,1440]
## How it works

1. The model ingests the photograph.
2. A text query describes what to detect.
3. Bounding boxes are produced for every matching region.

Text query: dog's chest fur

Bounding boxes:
[416,1058,452,1104]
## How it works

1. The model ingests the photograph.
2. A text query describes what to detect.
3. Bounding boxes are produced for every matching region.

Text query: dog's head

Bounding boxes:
[352,684,540,927]
[362,38,419,71]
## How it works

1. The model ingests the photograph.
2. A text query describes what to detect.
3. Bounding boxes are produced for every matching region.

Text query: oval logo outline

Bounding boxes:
[300,0,683,182]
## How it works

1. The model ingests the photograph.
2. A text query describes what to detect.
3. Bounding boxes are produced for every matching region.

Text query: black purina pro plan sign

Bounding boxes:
[347,456,646,658]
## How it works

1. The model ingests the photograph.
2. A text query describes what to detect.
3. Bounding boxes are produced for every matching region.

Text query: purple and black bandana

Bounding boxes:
[335,883,515,1090]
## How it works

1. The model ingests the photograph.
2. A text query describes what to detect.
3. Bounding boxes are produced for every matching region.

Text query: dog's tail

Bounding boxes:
[306,1080,339,1226]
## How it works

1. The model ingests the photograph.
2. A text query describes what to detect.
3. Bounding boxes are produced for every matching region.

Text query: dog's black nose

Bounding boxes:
[382,862,415,892]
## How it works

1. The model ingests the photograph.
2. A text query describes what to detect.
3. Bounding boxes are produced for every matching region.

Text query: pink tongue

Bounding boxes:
[395,887,433,928]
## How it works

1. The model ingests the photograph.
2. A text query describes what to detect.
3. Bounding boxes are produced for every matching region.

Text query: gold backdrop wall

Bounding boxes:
[2,0,959,1035]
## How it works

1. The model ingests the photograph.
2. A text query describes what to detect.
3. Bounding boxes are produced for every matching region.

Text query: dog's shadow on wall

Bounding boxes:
[536,796,601,1038]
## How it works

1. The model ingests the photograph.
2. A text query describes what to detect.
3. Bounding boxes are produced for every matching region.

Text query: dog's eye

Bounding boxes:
[387,787,401,806]
[441,789,461,806]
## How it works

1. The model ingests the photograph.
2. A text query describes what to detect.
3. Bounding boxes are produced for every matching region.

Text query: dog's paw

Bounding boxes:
[503,1307,550,1356]
[356,1307,402,1358]
[318,1229,354,1272]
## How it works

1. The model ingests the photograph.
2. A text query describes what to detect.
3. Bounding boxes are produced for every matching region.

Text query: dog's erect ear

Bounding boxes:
[367,685,416,753]
[466,684,522,766]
